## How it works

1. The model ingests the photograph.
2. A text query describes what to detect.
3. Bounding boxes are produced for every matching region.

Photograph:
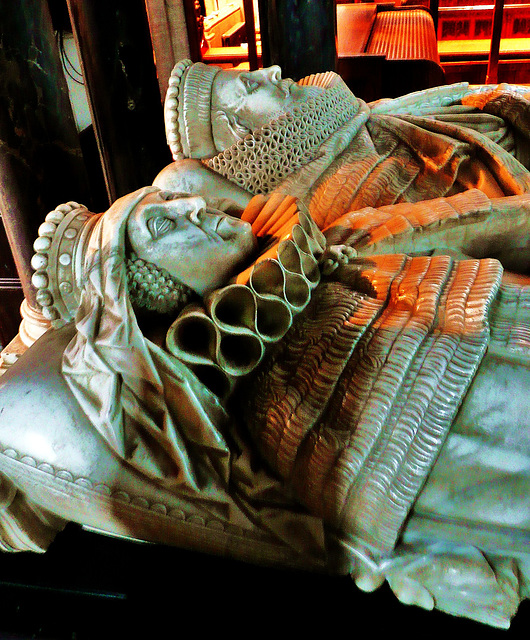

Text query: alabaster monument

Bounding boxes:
[0,60,529,629]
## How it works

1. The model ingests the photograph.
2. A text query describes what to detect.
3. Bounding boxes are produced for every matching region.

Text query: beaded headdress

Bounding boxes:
[31,201,101,326]
[31,189,195,327]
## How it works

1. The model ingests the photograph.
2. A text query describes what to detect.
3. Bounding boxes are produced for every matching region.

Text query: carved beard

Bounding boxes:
[204,73,361,196]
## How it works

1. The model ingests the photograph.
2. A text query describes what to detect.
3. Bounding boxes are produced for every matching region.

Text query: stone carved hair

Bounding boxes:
[126,254,195,315]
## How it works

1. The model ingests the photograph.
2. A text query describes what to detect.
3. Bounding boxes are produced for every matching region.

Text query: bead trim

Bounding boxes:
[31,202,98,327]
[0,445,265,540]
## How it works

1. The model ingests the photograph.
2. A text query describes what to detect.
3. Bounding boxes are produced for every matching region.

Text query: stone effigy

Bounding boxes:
[160,61,530,238]
[0,62,529,629]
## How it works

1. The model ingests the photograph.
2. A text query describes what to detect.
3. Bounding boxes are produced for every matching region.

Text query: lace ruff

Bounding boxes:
[206,78,360,195]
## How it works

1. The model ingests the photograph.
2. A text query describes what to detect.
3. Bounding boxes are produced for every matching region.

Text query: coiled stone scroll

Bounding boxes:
[165,195,326,397]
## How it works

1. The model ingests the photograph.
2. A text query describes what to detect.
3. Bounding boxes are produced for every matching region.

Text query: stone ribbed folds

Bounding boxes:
[243,252,502,558]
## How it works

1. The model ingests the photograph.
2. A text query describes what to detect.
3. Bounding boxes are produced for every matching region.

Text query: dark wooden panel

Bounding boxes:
[337,4,377,56]
[443,58,530,85]
[337,4,445,101]
[67,0,172,203]
[0,284,24,348]
[259,0,337,80]
[0,217,21,348]
[0,218,18,281]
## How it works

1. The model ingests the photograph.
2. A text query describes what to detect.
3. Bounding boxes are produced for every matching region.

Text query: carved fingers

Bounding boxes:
[320,244,358,275]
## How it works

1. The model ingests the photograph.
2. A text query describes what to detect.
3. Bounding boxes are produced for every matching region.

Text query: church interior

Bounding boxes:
[0,0,528,637]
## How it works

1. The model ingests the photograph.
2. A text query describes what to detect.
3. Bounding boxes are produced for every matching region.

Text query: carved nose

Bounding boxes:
[186,196,207,224]
[252,65,282,84]
[265,65,282,83]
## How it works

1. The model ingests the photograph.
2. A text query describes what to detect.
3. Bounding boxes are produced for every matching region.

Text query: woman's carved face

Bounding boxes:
[127,191,256,295]
[210,66,324,151]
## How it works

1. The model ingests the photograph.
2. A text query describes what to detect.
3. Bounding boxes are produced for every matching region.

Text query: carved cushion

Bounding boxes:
[0,325,343,572]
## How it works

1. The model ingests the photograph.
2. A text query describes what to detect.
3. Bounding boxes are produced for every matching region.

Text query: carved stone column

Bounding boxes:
[0,0,90,351]
[258,0,337,80]
[486,0,505,84]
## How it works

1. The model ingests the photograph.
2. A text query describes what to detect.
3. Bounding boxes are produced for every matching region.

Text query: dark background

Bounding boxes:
[0,524,527,639]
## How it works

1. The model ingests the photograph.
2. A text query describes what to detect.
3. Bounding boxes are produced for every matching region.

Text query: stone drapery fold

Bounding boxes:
[203,79,530,232]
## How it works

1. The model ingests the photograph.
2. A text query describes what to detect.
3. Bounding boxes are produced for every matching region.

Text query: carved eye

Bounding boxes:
[241,76,259,94]
[148,216,176,239]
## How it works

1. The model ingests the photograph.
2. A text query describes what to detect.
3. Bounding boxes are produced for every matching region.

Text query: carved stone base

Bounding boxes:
[18,299,51,347]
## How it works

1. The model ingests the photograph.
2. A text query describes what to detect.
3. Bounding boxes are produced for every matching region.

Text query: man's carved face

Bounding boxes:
[210,65,323,151]
[127,191,256,295]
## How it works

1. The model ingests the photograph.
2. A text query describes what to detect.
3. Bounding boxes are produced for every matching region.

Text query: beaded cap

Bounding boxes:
[31,202,101,326]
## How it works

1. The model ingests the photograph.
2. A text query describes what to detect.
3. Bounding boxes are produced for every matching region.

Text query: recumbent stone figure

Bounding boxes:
[0,63,529,629]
